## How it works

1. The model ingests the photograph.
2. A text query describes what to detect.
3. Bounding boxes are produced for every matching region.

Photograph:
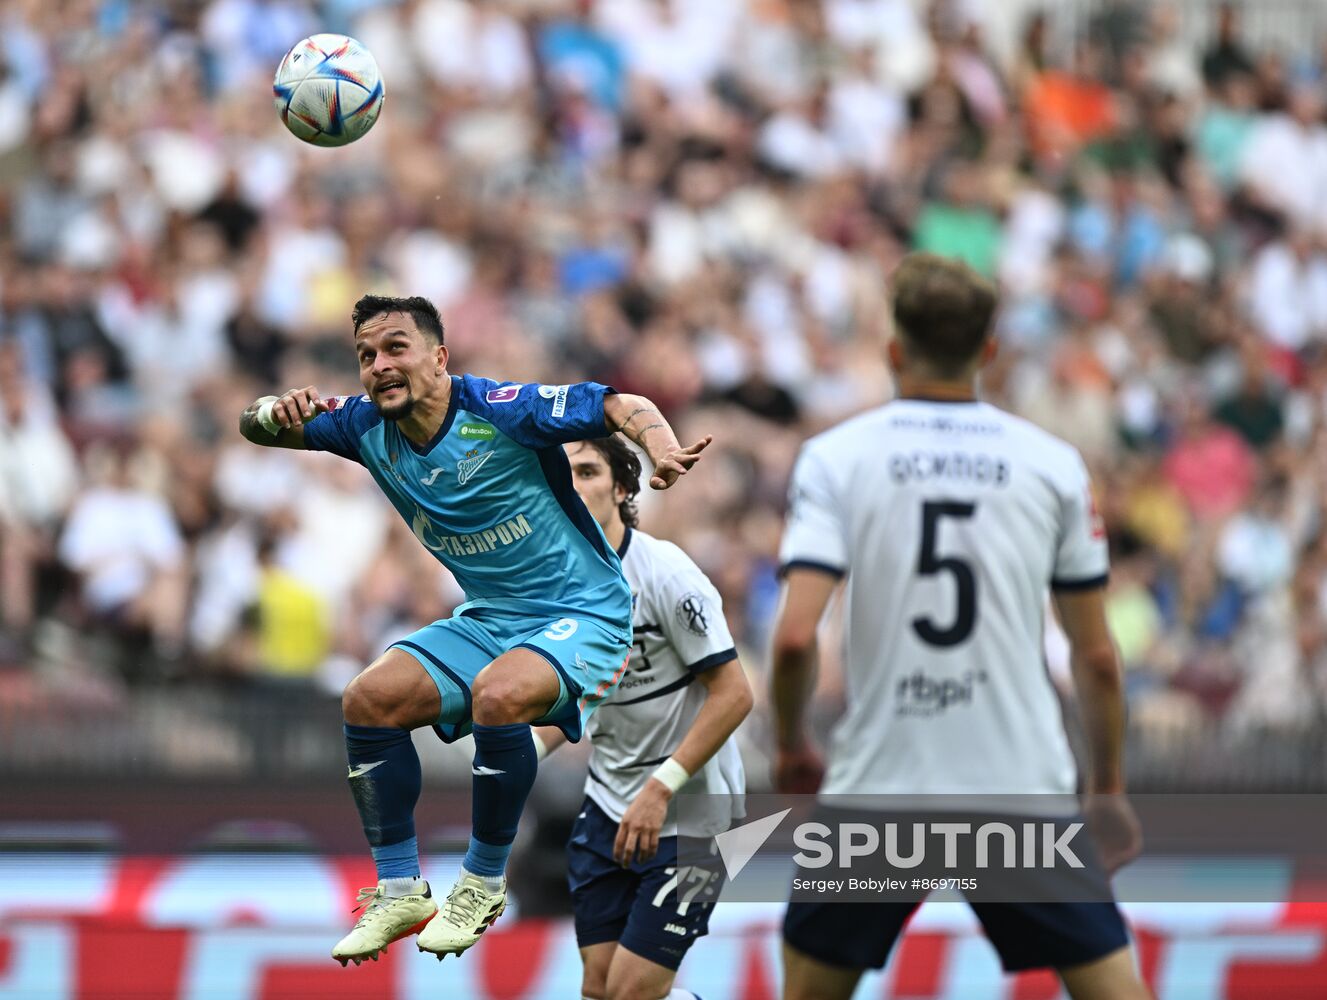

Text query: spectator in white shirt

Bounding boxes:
[1245,227,1327,352]
[1239,83,1327,236]
[58,441,187,671]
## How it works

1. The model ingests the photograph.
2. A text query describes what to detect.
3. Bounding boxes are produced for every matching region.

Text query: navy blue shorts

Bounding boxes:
[784,897,1129,973]
[567,798,721,971]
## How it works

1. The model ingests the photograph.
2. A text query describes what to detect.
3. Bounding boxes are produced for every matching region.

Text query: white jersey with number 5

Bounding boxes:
[779,399,1108,797]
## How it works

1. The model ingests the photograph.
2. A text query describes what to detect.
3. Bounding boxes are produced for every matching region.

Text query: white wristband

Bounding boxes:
[255,396,282,436]
[533,735,548,763]
[651,757,690,794]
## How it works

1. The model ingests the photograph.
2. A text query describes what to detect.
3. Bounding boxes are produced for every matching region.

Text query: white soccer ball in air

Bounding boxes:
[273,34,384,147]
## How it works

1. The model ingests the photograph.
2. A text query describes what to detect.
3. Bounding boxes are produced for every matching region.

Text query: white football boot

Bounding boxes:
[332,881,437,966]
[416,870,507,959]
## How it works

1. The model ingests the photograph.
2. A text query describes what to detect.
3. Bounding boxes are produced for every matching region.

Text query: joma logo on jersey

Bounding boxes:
[411,510,533,557]
[895,670,987,717]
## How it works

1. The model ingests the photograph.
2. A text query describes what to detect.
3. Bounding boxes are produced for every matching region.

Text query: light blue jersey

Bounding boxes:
[303,374,634,741]
[304,374,631,636]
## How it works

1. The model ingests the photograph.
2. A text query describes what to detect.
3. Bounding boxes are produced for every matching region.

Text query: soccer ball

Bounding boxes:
[273,34,384,147]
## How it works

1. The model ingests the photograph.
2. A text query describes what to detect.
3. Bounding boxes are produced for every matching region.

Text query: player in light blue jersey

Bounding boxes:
[239,294,710,966]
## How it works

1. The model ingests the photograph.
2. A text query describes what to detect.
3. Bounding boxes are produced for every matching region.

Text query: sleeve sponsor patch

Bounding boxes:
[787,484,808,521]
[675,591,712,636]
[538,383,570,417]
[485,385,521,404]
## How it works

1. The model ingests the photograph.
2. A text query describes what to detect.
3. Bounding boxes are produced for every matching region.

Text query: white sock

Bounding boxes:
[461,866,505,893]
[380,876,426,897]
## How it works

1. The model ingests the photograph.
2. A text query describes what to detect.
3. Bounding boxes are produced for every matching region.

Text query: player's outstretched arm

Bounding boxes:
[238,386,331,449]
[603,392,711,490]
[614,658,754,866]
[1054,586,1142,872]
[769,568,838,794]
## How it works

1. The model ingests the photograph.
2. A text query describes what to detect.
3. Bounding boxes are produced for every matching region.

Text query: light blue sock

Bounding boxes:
[371,836,420,882]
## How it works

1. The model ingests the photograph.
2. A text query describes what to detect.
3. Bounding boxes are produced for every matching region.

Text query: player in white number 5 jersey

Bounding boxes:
[539,435,753,1000]
[771,254,1150,999]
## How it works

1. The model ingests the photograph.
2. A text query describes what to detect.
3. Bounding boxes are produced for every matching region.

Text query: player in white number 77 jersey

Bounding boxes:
[537,435,753,1000]
[771,253,1151,1000]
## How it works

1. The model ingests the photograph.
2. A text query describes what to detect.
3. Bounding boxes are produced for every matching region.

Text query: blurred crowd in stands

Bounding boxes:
[2,0,1327,769]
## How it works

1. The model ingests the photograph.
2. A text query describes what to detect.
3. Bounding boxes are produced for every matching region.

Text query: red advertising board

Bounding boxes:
[2,855,1324,998]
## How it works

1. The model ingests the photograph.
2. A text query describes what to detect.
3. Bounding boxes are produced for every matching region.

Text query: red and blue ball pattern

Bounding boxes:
[273,34,384,147]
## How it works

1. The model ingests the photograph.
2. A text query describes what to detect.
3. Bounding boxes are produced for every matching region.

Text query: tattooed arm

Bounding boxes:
[602,392,712,490]
[238,386,329,449]
[605,394,674,455]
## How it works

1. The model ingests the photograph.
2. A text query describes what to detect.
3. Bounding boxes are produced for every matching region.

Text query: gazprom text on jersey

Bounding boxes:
[412,512,534,557]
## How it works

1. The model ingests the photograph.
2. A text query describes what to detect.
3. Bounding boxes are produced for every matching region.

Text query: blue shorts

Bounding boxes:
[783,898,1129,973]
[568,798,721,971]
[392,610,631,743]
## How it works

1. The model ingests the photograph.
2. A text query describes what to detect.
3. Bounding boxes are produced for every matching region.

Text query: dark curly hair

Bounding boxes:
[351,294,445,344]
[580,435,643,529]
